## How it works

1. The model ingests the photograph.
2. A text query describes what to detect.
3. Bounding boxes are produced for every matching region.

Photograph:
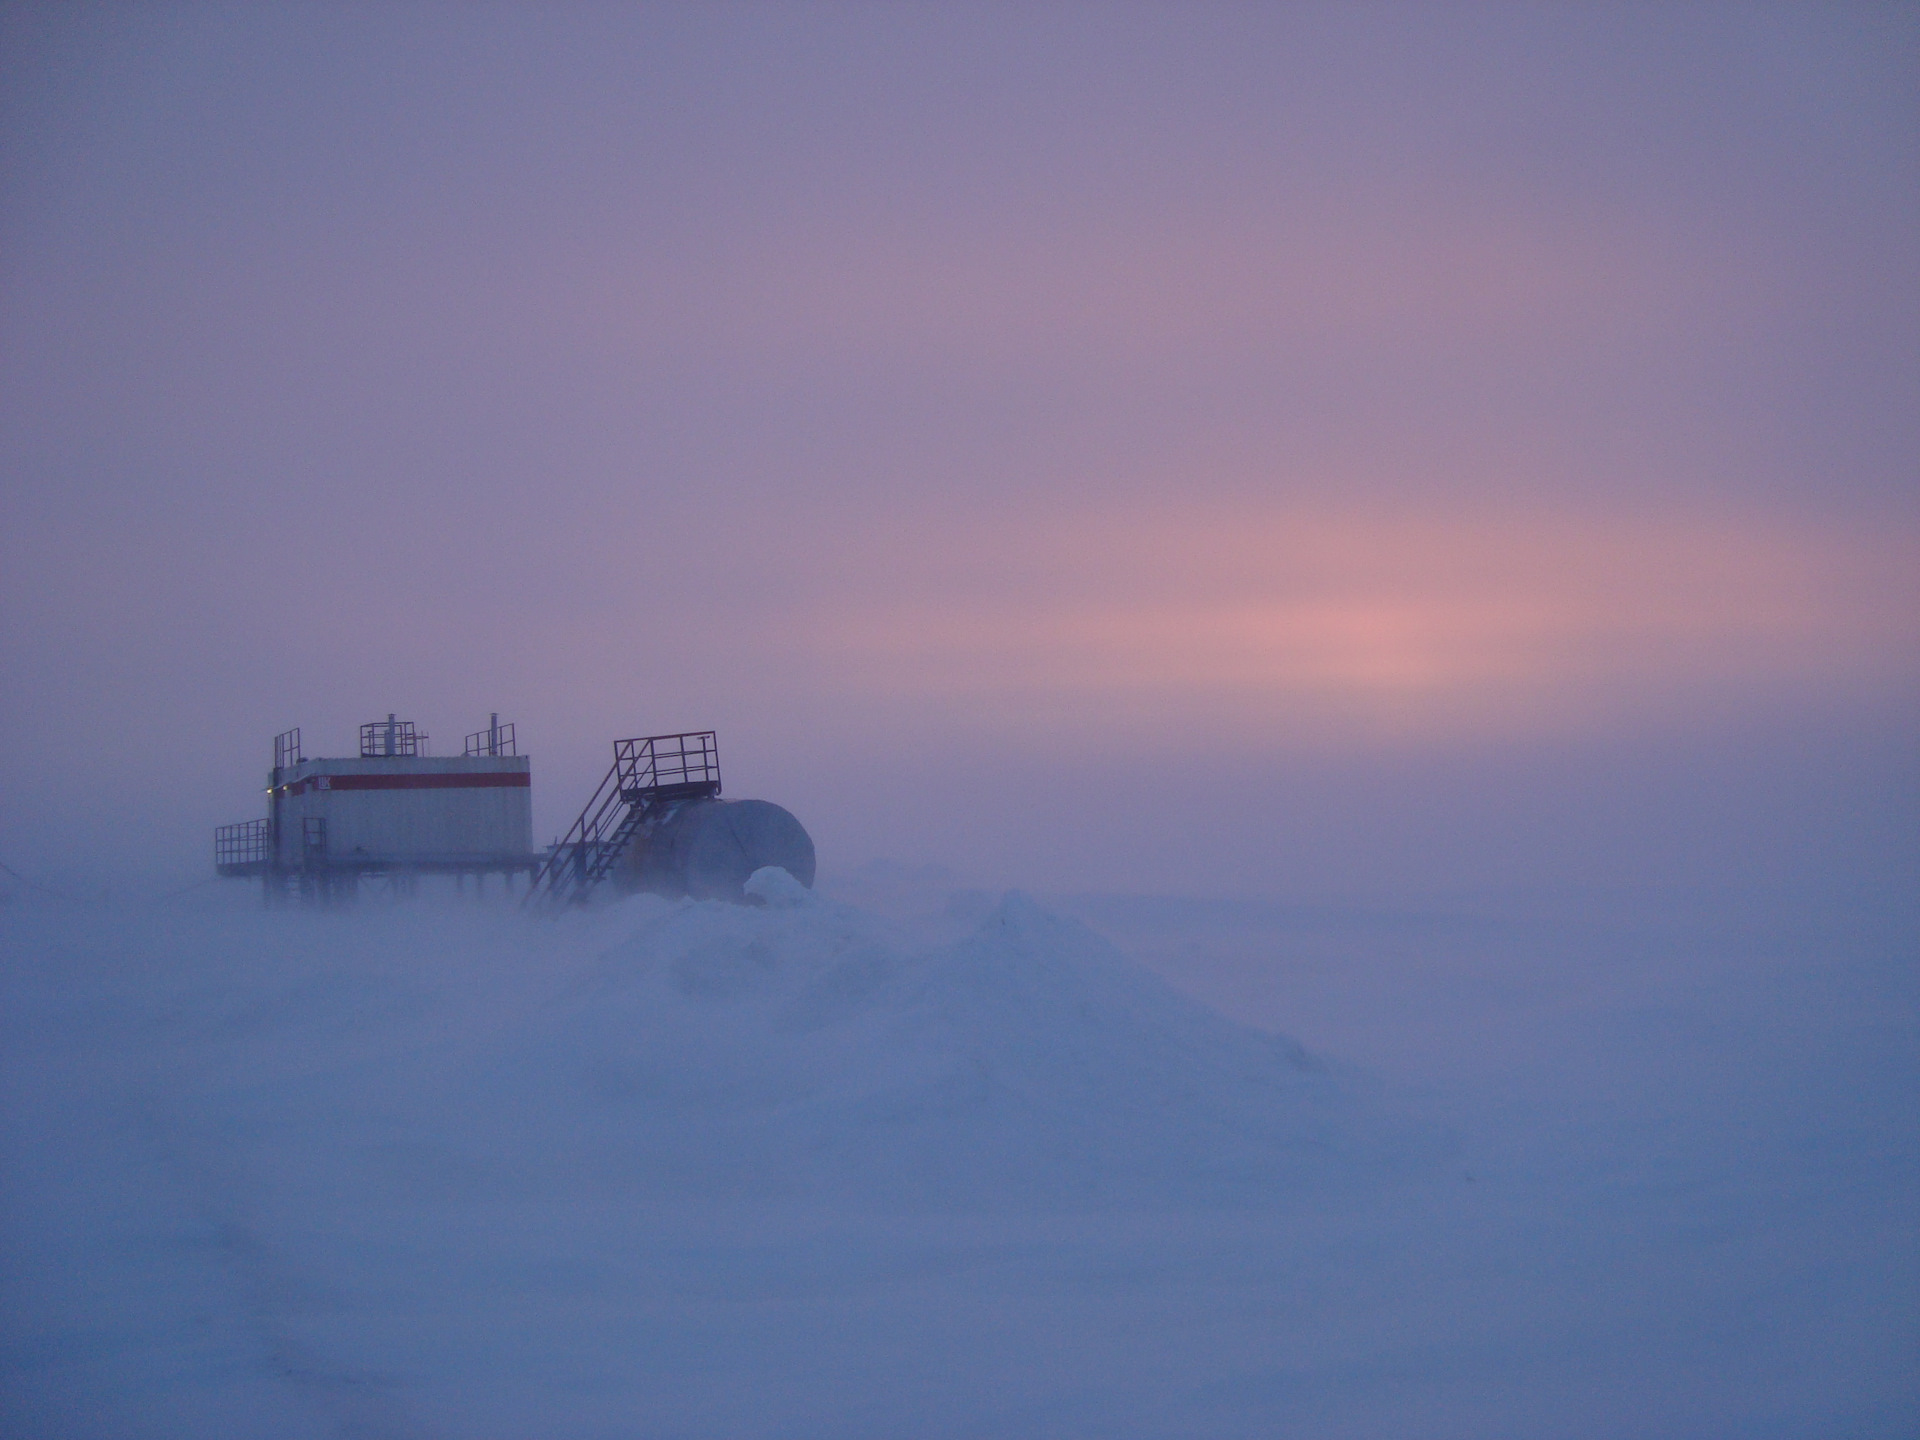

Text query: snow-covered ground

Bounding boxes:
[1,870,1913,1438]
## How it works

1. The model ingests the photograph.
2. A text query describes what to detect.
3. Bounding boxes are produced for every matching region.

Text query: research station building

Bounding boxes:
[218,715,535,897]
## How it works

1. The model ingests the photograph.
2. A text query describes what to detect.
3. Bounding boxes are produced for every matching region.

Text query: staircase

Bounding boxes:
[524,732,721,911]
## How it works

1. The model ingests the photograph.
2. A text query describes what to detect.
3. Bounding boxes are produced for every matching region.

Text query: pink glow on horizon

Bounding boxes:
[786,507,1916,746]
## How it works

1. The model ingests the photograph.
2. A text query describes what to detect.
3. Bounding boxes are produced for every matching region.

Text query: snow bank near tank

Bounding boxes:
[450,877,1429,1209]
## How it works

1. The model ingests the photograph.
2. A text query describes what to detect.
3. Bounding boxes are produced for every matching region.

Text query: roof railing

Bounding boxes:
[360,714,426,757]
[463,715,517,756]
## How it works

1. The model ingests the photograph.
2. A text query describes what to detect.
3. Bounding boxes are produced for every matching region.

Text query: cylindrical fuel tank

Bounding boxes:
[619,798,816,902]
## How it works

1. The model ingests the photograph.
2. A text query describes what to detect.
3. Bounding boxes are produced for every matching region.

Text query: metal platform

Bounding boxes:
[214,819,269,877]
[525,731,722,911]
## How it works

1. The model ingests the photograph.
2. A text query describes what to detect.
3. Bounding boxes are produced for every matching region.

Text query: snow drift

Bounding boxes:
[451,871,1423,1210]
[1,873,1911,1439]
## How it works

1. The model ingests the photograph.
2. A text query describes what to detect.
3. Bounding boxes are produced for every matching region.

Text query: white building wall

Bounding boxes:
[271,756,532,867]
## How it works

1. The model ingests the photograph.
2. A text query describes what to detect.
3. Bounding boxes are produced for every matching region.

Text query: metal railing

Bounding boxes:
[464,716,517,756]
[360,715,426,757]
[614,731,719,801]
[215,818,269,869]
[273,728,303,771]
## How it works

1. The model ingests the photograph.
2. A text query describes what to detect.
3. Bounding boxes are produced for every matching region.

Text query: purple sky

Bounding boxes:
[2,3,1914,897]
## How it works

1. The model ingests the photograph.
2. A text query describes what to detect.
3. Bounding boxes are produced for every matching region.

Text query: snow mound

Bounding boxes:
[458,889,1427,1209]
[744,864,814,906]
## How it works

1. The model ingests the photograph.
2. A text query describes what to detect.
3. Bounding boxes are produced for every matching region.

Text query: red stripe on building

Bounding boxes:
[282,772,529,796]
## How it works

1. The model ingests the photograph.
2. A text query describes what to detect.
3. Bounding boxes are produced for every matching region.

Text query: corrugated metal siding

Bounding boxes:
[273,756,532,865]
